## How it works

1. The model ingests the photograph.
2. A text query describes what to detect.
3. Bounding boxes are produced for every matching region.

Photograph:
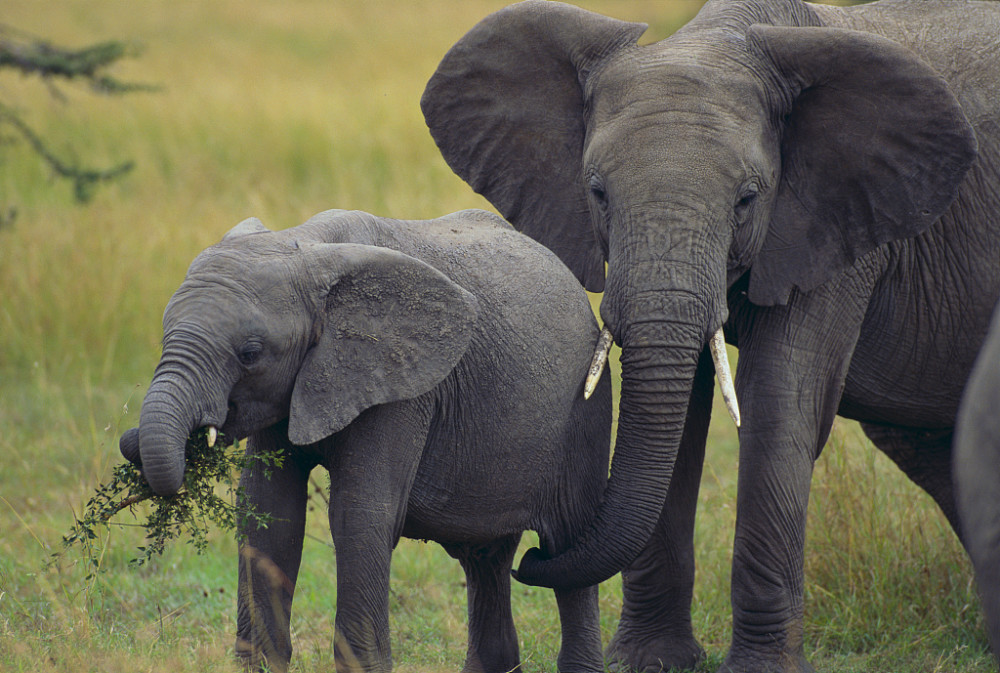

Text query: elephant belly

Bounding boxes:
[838,372,959,429]
[400,504,532,546]
[840,265,998,428]
[400,438,552,546]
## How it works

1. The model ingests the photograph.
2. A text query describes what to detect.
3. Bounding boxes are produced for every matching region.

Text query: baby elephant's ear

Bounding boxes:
[289,243,478,445]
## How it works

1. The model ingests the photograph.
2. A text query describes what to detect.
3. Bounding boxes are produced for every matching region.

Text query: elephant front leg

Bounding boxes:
[607,348,714,673]
[722,285,868,673]
[236,426,312,672]
[326,401,431,673]
[329,508,396,673]
[724,430,817,673]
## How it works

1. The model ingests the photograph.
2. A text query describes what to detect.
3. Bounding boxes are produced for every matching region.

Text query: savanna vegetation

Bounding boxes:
[0,2,991,671]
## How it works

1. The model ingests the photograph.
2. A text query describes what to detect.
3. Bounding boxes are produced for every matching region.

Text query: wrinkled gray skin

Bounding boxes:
[118,209,612,673]
[422,1,1000,671]
[955,302,1000,661]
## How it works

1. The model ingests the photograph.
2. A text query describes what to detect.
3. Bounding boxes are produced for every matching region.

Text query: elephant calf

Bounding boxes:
[119,208,612,673]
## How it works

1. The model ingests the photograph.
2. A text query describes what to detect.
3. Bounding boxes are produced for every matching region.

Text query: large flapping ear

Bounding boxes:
[288,244,478,445]
[421,0,647,292]
[746,25,977,305]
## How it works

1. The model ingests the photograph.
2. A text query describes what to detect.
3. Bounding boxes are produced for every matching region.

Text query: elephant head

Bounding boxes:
[125,217,477,496]
[421,0,976,587]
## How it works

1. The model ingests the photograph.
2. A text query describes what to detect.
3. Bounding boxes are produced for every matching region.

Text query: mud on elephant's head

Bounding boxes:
[126,217,476,496]
[422,0,977,586]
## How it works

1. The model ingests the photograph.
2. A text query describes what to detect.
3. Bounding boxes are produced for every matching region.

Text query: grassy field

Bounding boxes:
[0,1,992,671]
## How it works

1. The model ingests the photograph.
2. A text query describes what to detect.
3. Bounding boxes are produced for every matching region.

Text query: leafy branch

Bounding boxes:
[0,26,153,93]
[0,103,134,203]
[0,24,155,217]
[58,429,284,576]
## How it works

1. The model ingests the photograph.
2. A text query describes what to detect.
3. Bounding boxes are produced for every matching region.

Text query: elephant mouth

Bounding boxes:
[220,397,288,443]
[120,424,223,470]
[584,326,741,428]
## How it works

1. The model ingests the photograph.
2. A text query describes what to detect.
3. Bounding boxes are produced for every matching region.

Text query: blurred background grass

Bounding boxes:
[0,1,991,671]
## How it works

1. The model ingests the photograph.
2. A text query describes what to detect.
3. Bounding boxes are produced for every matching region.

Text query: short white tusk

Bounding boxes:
[584,327,614,400]
[710,329,741,428]
[207,426,218,448]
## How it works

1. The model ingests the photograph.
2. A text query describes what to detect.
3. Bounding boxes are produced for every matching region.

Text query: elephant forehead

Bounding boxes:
[587,54,761,122]
[190,240,300,278]
[164,287,257,333]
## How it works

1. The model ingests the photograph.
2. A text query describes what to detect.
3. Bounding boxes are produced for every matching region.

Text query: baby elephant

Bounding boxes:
[120,209,612,673]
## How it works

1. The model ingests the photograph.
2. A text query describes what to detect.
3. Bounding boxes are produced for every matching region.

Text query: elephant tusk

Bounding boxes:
[710,329,741,428]
[584,327,614,400]
[207,426,218,448]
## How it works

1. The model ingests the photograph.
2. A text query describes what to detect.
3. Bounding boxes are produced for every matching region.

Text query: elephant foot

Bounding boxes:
[605,625,704,672]
[235,637,290,673]
[718,648,816,673]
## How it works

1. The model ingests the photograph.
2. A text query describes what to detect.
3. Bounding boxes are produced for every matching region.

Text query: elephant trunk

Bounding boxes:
[136,337,229,497]
[514,309,704,589]
[138,374,202,496]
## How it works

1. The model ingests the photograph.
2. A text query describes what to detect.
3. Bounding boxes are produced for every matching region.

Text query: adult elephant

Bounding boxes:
[422,1,1000,671]
[955,302,1000,658]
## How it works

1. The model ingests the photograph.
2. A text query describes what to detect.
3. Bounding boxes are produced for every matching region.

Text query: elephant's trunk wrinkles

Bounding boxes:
[514,318,703,589]
[138,374,202,496]
[586,325,739,428]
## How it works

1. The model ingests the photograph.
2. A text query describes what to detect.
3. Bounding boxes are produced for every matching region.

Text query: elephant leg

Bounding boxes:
[443,535,523,673]
[326,401,431,673]
[236,424,313,673]
[606,346,714,673]
[552,584,603,673]
[860,423,962,541]
[723,280,871,673]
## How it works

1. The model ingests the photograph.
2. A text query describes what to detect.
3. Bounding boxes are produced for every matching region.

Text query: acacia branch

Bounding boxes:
[0,25,154,94]
[0,103,134,202]
[0,25,153,210]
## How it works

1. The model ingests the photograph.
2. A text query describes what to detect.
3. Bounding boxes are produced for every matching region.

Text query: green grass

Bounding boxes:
[0,1,992,671]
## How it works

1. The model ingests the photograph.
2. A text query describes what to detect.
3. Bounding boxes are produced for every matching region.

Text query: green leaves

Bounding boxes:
[59,428,283,574]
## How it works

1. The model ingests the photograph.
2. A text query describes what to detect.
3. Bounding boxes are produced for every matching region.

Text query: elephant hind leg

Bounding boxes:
[550,584,603,673]
[443,535,522,673]
[860,422,962,542]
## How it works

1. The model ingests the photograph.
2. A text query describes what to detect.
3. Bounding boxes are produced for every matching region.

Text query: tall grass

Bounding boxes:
[0,1,992,671]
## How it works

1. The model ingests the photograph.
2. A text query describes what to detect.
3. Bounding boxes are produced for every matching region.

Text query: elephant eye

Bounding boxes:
[734,187,759,221]
[237,342,263,366]
[588,174,609,213]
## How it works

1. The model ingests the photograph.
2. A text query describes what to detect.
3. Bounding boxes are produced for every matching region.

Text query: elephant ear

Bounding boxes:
[421,0,647,292]
[746,25,977,305]
[288,243,478,445]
